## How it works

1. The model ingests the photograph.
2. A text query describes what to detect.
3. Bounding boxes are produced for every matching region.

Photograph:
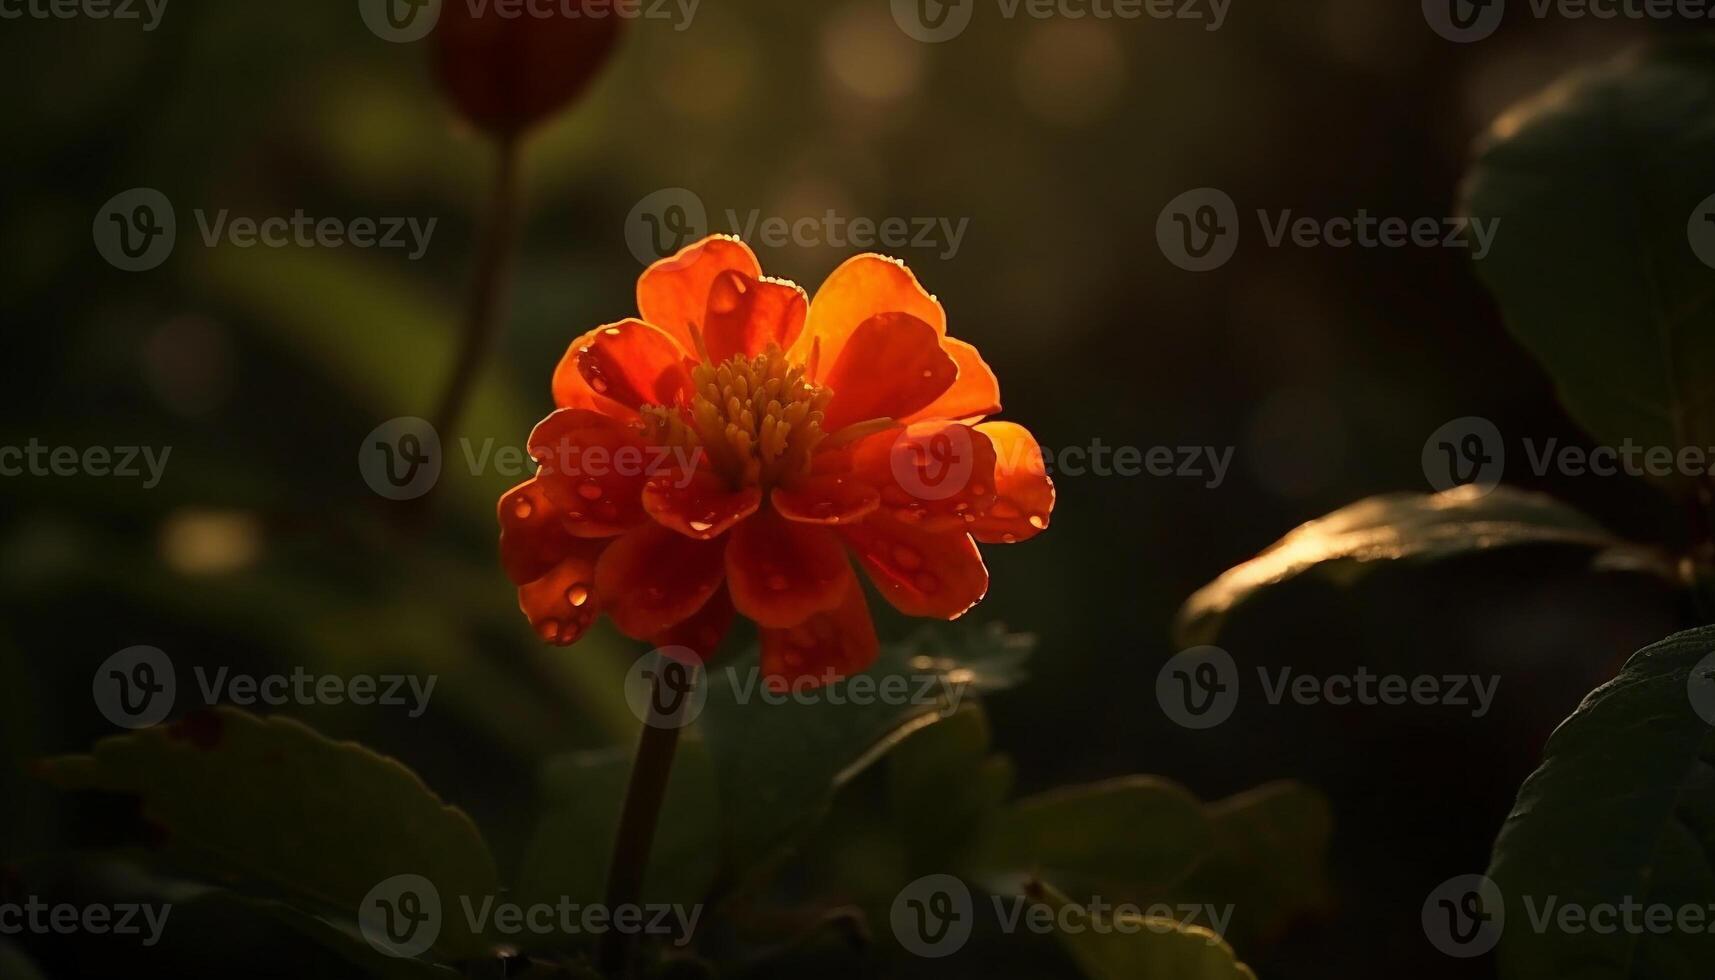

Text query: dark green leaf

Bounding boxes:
[36,708,500,959]
[1028,880,1257,980]
[1488,624,1715,979]
[1176,486,1672,646]
[1462,41,1715,463]
[888,702,1014,871]
[1177,781,1334,947]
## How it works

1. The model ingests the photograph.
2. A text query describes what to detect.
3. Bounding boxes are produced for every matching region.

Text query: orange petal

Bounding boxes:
[771,473,881,526]
[797,254,947,377]
[594,522,728,639]
[850,421,999,532]
[969,422,1056,543]
[637,236,763,352]
[527,409,649,536]
[554,326,639,420]
[643,467,762,540]
[903,338,1001,423]
[517,546,606,646]
[759,579,879,691]
[649,585,735,662]
[499,476,574,584]
[575,319,694,411]
[841,514,989,620]
[704,270,808,362]
[818,313,958,431]
[725,509,855,628]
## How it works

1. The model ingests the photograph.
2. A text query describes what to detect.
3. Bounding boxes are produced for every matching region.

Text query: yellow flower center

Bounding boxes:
[643,345,832,490]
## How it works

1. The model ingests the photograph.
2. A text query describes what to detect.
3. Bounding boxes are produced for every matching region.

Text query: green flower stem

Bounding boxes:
[598,667,687,977]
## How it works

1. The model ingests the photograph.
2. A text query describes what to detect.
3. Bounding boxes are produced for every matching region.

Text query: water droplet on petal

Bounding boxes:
[768,573,789,591]
[538,619,563,641]
[914,571,941,593]
[893,544,923,570]
[578,480,603,501]
[689,520,715,533]
[567,584,591,607]
[513,498,534,519]
[1028,514,1048,529]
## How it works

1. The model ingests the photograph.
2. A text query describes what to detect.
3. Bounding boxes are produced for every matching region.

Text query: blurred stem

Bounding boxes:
[599,667,686,977]
[430,135,522,451]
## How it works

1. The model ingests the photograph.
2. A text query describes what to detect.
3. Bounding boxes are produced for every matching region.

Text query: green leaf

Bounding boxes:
[1028,881,1257,980]
[966,777,1213,896]
[1175,486,1672,646]
[36,708,500,959]
[517,741,720,919]
[1462,40,1715,462]
[697,623,1035,883]
[888,702,1015,871]
[165,888,454,979]
[1488,624,1715,980]
[1176,782,1334,947]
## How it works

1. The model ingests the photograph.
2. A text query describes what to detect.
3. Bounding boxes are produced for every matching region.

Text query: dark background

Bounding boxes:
[1,2,1703,976]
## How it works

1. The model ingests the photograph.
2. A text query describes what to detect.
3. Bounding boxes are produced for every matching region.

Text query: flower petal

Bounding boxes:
[517,545,606,646]
[849,421,999,532]
[637,235,763,352]
[798,254,947,377]
[649,584,735,662]
[841,515,989,619]
[726,508,855,628]
[499,476,574,583]
[575,319,694,411]
[643,467,762,540]
[771,473,881,526]
[968,422,1056,543]
[554,326,640,419]
[818,313,958,431]
[902,338,1001,423]
[759,579,879,691]
[704,270,808,363]
[594,521,728,639]
[527,409,649,536]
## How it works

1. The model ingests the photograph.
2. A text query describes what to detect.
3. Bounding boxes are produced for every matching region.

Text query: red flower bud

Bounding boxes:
[433,3,624,140]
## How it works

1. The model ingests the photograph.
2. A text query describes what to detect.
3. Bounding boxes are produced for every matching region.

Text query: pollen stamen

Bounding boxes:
[643,344,832,490]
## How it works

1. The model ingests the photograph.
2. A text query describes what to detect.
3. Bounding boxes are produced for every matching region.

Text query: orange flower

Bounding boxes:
[499,236,1054,687]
